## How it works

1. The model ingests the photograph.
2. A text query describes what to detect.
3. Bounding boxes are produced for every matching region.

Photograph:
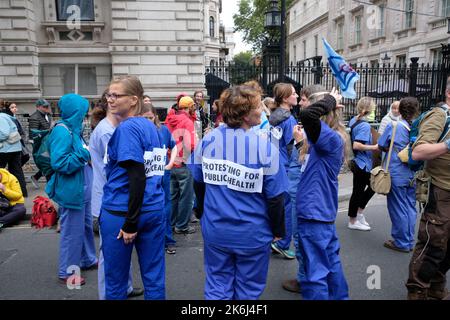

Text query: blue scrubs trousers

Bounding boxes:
[204,242,271,300]
[274,192,292,250]
[387,184,417,251]
[162,171,176,247]
[100,209,166,300]
[97,233,134,300]
[297,219,349,300]
[58,204,98,278]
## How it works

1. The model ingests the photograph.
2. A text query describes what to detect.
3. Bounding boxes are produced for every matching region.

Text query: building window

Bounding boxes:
[337,23,344,50]
[56,0,95,21]
[209,17,215,38]
[293,45,297,63]
[314,35,318,56]
[40,64,104,97]
[443,0,450,17]
[303,40,307,59]
[354,16,361,44]
[405,0,414,29]
[431,48,443,65]
[378,5,385,37]
[397,55,407,66]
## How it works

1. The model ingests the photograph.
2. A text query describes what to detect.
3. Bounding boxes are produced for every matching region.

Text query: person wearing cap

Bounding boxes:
[165,96,197,234]
[29,99,53,187]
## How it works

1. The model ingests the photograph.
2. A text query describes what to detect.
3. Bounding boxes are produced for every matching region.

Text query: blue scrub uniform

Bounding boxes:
[189,125,288,300]
[349,116,373,172]
[58,165,98,278]
[378,120,416,250]
[272,115,297,251]
[100,117,166,300]
[296,121,349,300]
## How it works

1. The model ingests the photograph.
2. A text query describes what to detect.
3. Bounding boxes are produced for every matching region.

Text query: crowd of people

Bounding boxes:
[0,75,449,301]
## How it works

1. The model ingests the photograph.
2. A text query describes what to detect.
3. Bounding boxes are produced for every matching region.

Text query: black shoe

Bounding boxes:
[174,226,196,234]
[282,279,301,293]
[165,245,176,254]
[128,287,144,298]
[80,262,98,271]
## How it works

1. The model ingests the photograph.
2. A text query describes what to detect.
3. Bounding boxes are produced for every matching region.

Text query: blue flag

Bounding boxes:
[322,38,359,99]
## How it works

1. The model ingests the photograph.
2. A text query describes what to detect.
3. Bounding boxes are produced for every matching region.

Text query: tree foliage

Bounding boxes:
[233,0,294,52]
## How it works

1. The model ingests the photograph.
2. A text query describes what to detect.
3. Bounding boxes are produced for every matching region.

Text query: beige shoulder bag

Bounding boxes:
[370,121,397,195]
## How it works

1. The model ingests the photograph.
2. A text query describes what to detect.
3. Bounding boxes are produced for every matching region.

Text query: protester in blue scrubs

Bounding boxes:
[378,97,419,253]
[348,97,379,231]
[45,93,97,286]
[189,82,287,300]
[100,76,166,300]
[142,103,178,254]
[89,101,142,299]
[281,84,327,294]
[296,88,350,300]
[268,83,299,260]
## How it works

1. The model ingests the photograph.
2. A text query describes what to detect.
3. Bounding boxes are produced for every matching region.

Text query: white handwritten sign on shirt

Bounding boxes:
[202,157,263,193]
[144,148,167,177]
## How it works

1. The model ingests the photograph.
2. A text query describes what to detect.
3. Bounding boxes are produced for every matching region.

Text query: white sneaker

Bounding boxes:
[357,214,370,227]
[348,220,371,231]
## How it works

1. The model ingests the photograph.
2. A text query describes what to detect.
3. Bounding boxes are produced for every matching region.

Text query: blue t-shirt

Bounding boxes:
[89,118,115,217]
[157,124,176,177]
[377,120,414,187]
[296,121,344,222]
[102,117,165,212]
[188,125,288,249]
[273,115,297,171]
[349,116,373,172]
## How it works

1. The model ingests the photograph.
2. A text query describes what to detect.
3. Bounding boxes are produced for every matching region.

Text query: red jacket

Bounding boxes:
[166,110,196,167]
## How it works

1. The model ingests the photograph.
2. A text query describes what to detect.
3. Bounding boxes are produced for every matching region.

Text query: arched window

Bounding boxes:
[210,59,216,66]
[209,16,215,38]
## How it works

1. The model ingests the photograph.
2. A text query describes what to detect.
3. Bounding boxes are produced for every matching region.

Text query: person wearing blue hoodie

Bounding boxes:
[45,93,97,286]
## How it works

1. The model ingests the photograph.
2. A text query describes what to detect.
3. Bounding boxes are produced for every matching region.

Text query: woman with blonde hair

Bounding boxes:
[100,76,166,299]
[293,88,350,300]
[347,97,379,231]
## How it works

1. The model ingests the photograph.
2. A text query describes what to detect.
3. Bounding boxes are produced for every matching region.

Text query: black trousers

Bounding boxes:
[0,204,26,226]
[348,165,375,218]
[0,151,28,197]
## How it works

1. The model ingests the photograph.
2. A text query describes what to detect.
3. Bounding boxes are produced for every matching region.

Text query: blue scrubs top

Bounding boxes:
[102,117,165,212]
[189,125,288,249]
[273,115,297,171]
[377,120,414,187]
[296,121,344,222]
[349,116,373,172]
[157,124,176,176]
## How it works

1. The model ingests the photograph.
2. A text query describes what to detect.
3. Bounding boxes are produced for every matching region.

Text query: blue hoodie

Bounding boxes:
[45,94,91,210]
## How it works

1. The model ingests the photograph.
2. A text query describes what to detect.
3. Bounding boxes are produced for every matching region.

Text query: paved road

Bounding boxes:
[0,190,449,300]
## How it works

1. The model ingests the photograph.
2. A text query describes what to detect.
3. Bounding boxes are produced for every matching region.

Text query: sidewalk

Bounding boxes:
[338,171,353,203]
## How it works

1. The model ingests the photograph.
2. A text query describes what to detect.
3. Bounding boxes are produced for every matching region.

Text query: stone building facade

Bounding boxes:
[288,0,450,66]
[0,0,233,114]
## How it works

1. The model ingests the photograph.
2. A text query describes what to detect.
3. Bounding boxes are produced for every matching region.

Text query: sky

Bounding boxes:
[221,0,253,54]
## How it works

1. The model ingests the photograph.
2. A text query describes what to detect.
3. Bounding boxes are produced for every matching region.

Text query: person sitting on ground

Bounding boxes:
[0,168,26,229]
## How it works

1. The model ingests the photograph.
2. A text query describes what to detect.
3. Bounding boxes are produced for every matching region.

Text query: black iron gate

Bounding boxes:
[205,45,450,121]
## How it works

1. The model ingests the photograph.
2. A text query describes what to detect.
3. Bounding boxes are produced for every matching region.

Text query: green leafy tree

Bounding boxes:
[233,0,294,52]
[230,51,260,85]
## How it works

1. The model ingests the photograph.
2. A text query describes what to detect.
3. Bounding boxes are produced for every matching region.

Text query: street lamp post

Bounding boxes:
[280,0,286,82]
